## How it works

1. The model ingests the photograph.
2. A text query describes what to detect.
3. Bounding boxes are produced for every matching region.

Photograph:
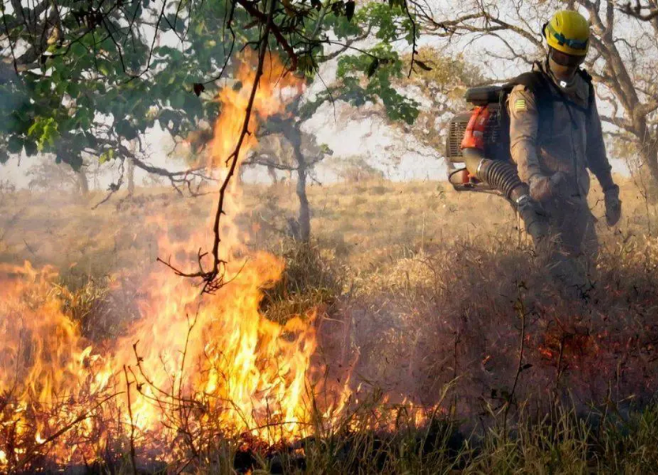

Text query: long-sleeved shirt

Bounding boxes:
[508,61,614,198]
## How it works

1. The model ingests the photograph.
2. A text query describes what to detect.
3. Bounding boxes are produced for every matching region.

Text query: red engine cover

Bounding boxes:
[460,106,491,151]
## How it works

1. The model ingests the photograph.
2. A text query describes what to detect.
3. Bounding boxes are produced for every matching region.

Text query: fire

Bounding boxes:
[0,53,346,471]
[0,262,114,469]
[0,51,435,471]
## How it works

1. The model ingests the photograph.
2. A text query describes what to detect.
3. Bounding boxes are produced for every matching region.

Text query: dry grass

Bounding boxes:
[1,174,650,272]
[2,174,658,473]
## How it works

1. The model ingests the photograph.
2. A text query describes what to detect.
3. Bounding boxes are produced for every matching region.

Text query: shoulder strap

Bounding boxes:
[577,68,595,114]
[510,71,548,92]
[505,69,553,126]
[576,68,593,84]
[504,71,549,98]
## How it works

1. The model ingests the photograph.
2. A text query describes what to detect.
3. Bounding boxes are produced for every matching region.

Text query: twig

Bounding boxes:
[123,365,138,475]
[91,159,125,209]
[14,392,121,471]
[403,0,419,78]
[503,285,528,436]
[160,0,281,294]
[620,1,658,21]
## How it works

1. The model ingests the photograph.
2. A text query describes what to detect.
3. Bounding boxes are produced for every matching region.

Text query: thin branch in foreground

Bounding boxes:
[123,365,138,475]
[14,392,122,472]
[157,0,281,294]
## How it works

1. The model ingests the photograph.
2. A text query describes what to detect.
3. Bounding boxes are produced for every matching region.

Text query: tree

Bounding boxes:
[1,0,425,289]
[0,0,408,185]
[418,0,658,188]
[246,104,331,242]
[191,1,424,243]
[0,0,219,190]
[397,47,484,151]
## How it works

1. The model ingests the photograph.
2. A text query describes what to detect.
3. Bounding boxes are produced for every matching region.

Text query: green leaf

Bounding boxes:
[98,62,111,76]
[40,119,59,150]
[367,58,380,78]
[63,153,83,171]
[66,82,81,97]
[297,54,316,76]
[24,140,38,156]
[170,92,186,109]
[345,0,355,21]
[99,149,115,164]
[7,136,23,154]
[115,119,138,140]
[70,42,87,59]
[75,109,93,130]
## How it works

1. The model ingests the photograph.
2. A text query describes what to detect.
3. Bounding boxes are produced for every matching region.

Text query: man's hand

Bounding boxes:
[529,172,569,202]
[604,184,622,226]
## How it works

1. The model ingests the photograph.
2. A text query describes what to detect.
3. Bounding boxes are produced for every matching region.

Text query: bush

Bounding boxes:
[261,240,344,324]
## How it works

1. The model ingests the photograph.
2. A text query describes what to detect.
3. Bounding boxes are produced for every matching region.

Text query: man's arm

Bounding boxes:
[509,85,541,182]
[586,93,615,191]
[508,85,557,200]
[587,91,621,225]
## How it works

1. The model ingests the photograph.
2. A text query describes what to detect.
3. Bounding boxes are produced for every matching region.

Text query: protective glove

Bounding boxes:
[529,172,568,202]
[604,184,622,226]
[516,194,550,245]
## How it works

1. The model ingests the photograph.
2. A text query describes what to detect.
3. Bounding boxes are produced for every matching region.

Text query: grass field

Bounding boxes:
[2,174,649,271]
[2,175,658,473]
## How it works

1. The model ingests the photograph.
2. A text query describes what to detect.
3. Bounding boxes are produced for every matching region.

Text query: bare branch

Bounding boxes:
[160,0,282,293]
[619,1,658,21]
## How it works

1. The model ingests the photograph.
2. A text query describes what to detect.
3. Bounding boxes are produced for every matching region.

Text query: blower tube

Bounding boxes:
[462,148,527,201]
[462,148,549,243]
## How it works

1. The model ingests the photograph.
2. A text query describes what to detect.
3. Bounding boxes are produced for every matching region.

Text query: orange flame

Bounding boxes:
[0,52,428,471]
[0,53,338,470]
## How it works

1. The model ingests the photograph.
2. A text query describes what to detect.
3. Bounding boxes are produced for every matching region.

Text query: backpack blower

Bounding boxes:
[445,84,549,243]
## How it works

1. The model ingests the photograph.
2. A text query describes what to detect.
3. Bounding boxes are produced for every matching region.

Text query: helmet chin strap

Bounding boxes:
[547,56,577,89]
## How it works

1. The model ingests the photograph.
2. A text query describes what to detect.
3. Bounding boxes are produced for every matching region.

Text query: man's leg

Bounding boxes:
[543,199,592,295]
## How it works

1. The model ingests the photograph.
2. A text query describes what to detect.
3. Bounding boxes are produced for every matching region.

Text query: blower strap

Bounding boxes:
[502,67,595,142]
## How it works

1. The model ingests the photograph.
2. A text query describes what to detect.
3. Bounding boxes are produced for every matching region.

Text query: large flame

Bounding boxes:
[0,53,345,471]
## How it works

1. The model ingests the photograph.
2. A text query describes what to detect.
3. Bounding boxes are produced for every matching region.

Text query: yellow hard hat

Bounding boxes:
[543,10,590,57]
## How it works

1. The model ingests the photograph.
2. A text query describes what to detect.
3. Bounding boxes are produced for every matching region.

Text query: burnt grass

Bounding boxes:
[30,405,658,473]
[3,181,658,473]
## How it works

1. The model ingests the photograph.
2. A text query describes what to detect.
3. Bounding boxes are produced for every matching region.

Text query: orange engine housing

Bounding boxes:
[460,106,491,151]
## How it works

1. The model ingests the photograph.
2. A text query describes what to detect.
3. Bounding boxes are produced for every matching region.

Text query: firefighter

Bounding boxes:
[508,10,622,289]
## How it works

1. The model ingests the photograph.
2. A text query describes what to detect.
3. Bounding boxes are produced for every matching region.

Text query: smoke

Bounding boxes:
[333,230,658,424]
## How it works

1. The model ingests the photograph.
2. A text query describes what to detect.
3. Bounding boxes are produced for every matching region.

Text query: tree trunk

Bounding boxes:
[288,124,311,242]
[267,165,278,184]
[126,157,135,195]
[263,115,316,241]
[76,168,89,195]
[639,138,658,196]
[296,159,310,242]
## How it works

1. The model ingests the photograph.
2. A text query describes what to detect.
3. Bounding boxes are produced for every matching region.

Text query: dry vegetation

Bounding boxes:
[2,175,658,473]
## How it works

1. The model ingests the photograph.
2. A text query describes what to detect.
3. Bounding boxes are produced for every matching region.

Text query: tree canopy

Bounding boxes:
[0,0,425,177]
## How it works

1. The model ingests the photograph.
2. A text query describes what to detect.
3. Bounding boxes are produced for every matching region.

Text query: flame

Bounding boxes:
[0,52,344,471]
[111,51,317,444]
[0,52,430,471]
